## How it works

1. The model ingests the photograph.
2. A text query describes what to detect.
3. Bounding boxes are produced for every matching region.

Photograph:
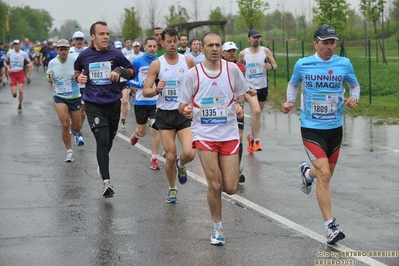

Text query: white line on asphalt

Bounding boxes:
[117,133,388,266]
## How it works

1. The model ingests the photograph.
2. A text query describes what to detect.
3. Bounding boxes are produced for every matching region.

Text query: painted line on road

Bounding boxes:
[117,132,388,266]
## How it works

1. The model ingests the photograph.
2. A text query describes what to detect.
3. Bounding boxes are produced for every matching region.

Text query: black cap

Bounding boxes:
[248,29,262,38]
[314,25,339,41]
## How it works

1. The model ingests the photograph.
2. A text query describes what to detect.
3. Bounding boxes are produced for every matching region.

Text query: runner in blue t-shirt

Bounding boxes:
[281,24,360,245]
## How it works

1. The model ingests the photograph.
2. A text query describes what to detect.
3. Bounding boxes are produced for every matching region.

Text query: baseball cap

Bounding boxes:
[114,41,122,49]
[222,41,238,51]
[13,39,20,44]
[133,41,140,47]
[248,29,261,38]
[72,31,85,39]
[56,39,70,47]
[314,24,339,40]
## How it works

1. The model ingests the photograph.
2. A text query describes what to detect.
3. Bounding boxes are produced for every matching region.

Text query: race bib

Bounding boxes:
[311,93,338,120]
[89,62,111,85]
[246,62,264,79]
[54,79,73,97]
[200,96,227,125]
[164,80,182,102]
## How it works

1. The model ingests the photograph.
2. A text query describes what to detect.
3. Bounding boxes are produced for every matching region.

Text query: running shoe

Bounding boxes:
[239,167,245,183]
[150,158,161,170]
[299,161,313,194]
[326,218,345,244]
[64,150,74,162]
[130,132,139,146]
[77,135,85,146]
[253,140,262,151]
[102,180,115,198]
[162,151,166,158]
[176,157,187,184]
[120,119,126,129]
[17,105,22,112]
[210,228,225,245]
[166,188,177,203]
[246,134,254,154]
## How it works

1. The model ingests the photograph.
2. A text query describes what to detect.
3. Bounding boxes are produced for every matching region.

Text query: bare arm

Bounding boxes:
[238,50,244,63]
[265,47,277,70]
[143,60,161,97]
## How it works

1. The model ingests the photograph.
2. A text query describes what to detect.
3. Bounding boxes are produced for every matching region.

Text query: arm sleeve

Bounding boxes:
[286,61,302,102]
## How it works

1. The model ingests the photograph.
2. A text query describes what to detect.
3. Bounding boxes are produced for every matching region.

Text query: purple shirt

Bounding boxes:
[74,46,133,104]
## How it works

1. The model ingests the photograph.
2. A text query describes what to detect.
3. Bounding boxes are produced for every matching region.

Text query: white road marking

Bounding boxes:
[117,132,389,266]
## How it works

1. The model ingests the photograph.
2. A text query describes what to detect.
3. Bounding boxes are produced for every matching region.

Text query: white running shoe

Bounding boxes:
[299,161,313,194]
[65,150,74,162]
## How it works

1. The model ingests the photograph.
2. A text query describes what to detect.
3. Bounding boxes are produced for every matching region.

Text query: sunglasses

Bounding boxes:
[74,38,84,41]
[58,48,69,51]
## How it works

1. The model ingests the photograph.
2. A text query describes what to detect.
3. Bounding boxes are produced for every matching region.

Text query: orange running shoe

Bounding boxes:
[253,140,263,151]
[246,134,254,154]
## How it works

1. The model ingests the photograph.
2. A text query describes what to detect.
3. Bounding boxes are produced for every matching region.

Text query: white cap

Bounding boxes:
[114,41,122,49]
[13,39,20,44]
[43,40,48,44]
[133,41,140,47]
[222,41,238,51]
[72,31,85,39]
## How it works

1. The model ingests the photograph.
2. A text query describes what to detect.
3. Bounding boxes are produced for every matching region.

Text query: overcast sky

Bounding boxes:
[5,0,365,32]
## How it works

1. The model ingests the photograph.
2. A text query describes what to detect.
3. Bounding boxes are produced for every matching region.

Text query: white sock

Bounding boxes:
[67,149,73,153]
[151,154,157,159]
[304,169,312,180]
[324,219,333,230]
[169,186,177,190]
[214,221,222,230]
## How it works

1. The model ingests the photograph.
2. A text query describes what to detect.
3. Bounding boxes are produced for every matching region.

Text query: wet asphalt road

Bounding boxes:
[0,70,398,266]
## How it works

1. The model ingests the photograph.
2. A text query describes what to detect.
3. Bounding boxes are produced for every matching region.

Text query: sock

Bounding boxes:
[103,179,110,183]
[178,158,183,168]
[254,138,260,141]
[238,143,243,163]
[250,135,254,140]
[135,132,140,138]
[67,149,73,153]
[214,221,222,230]
[169,186,177,190]
[324,219,333,230]
[304,169,312,180]
[121,119,125,123]
[151,154,157,159]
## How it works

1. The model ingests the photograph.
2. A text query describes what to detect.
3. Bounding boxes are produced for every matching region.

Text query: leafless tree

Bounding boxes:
[146,0,163,30]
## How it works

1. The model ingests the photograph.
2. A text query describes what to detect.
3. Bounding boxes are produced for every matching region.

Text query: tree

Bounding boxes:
[237,0,269,31]
[312,0,351,38]
[122,7,142,40]
[146,0,162,30]
[164,5,188,28]
[209,7,227,35]
[360,0,387,64]
[0,1,9,43]
[7,6,53,42]
[60,20,81,40]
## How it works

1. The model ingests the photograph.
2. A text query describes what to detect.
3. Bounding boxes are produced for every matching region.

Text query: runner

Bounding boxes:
[221,41,259,183]
[128,37,161,170]
[281,24,360,244]
[152,27,165,57]
[47,39,82,162]
[177,34,190,55]
[179,32,248,245]
[3,40,32,112]
[187,38,205,65]
[69,31,88,146]
[74,21,134,198]
[143,27,196,203]
[239,29,277,154]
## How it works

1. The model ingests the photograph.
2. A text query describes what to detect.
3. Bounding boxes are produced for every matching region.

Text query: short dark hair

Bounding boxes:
[189,38,200,46]
[124,38,131,43]
[161,28,178,41]
[179,34,188,40]
[152,27,163,34]
[201,32,218,47]
[144,37,156,45]
[90,21,107,36]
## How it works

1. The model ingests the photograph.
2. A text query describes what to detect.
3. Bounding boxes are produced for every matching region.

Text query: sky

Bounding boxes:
[5,0,365,33]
